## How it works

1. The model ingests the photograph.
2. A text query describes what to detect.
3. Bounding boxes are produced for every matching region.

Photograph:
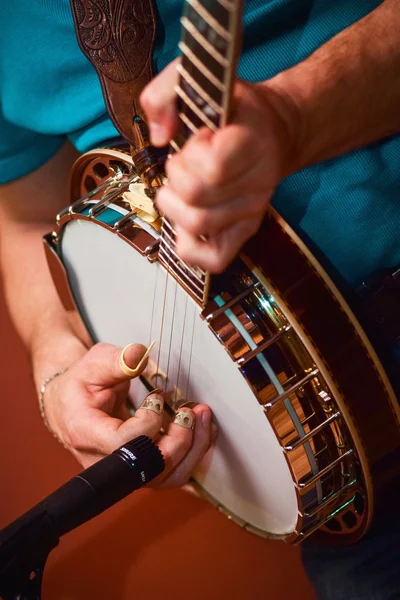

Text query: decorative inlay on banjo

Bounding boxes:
[44,0,400,543]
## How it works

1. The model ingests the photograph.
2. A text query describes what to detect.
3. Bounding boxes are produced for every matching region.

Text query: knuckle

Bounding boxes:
[64,421,84,451]
[246,216,262,236]
[88,342,113,360]
[246,196,265,218]
[164,154,179,180]
[169,471,190,488]
[211,260,227,274]
[203,160,225,186]
[174,434,192,458]
[176,245,193,266]
[193,436,211,459]
[209,253,230,274]
[62,413,94,453]
[139,86,158,113]
[162,442,191,472]
[184,180,203,206]
[166,161,203,207]
[154,186,169,211]
[186,209,207,235]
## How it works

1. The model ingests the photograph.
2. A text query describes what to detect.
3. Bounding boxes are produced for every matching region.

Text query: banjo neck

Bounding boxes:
[158,0,244,306]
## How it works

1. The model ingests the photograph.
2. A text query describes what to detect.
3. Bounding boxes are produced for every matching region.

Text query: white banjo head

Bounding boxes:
[61,208,298,537]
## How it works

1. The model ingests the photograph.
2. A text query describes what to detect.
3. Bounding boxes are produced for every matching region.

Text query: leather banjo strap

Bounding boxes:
[70,0,163,192]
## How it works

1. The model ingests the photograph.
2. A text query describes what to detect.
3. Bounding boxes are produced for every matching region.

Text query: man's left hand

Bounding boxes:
[141,59,298,272]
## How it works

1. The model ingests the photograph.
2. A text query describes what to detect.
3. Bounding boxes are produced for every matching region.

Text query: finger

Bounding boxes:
[178,123,257,187]
[140,58,180,146]
[175,217,261,272]
[130,393,165,439]
[157,185,261,236]
[112,391,133,422]
[164,151,204,206]
[158,405,217,488]
[153,408,196,481]
[75,403,207,471]
[71,393,165,456]
[162,80,283,200]
[80,342,151,388]
[165,144,272,209]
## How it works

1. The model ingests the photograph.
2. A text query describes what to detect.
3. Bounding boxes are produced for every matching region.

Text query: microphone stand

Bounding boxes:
[0,435,165,600]
[0,511,59,600]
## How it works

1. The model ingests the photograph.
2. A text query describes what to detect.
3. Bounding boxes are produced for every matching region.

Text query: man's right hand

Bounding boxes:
[42,341,216,486]
[0,142,215,488]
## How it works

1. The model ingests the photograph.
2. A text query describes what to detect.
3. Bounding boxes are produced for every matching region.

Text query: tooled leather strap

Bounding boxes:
[70,0,156,146]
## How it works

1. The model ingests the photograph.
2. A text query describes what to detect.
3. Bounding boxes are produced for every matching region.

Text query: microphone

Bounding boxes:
[0,435,165,600]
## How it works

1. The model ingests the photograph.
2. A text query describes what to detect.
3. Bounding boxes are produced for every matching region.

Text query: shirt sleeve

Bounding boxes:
[0,111,64,184]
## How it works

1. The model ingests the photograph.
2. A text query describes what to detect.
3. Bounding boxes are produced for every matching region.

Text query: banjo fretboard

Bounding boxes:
[158,0,243,305]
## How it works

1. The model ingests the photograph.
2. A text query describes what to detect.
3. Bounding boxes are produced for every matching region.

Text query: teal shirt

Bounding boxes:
[1,0,399,289]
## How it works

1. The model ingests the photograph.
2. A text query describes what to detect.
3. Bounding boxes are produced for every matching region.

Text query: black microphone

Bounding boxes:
[0,435,165,600]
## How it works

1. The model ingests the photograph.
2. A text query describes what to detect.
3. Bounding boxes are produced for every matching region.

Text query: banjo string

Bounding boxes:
[164,273,178,400]
[155,220,172,380]
[185,300,196,404]
[174,292,189,406]
[156,141,198,408]
[161,217,189,407]
[149,253,160,348]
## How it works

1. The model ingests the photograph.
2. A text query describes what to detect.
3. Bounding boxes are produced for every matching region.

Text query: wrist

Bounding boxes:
[31,324,89,394]
[38,367,69,447]
[259,74,306,178]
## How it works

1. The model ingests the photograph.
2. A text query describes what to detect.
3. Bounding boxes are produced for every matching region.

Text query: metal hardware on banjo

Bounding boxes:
[44,0,400,544]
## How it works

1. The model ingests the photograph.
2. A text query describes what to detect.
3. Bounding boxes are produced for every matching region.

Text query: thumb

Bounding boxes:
[78,342,152,388]
[140,58,180,146]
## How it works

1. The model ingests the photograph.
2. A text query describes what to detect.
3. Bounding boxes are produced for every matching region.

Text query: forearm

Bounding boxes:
[0,143,88,390]
[0,221,88,389]
[1,221,69,345]
[265,0,400,172]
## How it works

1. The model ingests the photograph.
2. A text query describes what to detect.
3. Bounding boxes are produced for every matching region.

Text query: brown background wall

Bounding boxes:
[0,278,315,600]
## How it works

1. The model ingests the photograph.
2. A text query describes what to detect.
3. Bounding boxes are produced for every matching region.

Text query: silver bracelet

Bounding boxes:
[38,369,68,446]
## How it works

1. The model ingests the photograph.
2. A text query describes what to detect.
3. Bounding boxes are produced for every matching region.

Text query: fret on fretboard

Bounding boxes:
[160,0,242,305]
[158,220,210,303]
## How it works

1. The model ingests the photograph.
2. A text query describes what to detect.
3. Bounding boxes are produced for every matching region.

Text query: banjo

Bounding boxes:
[44,0,400,544]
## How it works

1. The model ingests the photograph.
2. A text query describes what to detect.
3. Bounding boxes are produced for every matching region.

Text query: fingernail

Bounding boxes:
[119,341,155,379]
[211,421,218,440]
[174,410,195,429]
[149,122,167,146]
[140,394,164,415]
[202,409,211,427]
